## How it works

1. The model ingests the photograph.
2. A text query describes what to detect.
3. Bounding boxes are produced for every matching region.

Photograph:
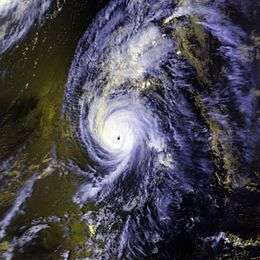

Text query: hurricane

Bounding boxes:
[63,0,257,258]
[0,0,258,258]
[0,0,51,54]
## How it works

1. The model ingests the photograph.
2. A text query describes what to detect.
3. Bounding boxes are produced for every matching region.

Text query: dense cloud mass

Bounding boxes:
[0,0,51,54]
